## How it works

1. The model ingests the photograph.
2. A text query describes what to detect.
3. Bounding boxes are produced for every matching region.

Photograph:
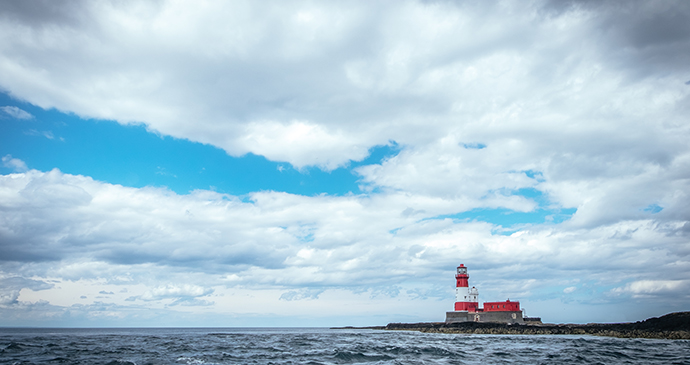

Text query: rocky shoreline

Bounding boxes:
[334,312,690,340]
[383,312,690,340]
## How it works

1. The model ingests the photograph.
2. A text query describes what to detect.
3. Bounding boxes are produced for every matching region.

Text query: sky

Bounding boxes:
[0,0,689,327]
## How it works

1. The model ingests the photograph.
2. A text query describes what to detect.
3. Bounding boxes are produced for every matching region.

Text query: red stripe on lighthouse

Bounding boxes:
[453,264,479,312]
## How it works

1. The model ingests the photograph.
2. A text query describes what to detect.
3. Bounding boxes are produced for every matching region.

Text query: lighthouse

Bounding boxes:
[446,263,527,324]
[454,264,479,311]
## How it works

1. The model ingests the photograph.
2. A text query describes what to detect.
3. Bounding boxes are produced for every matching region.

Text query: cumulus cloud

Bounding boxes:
[0,169,688,322]
[0,1,687,171]
[0,106,33,120]
[611,280,690,300]
[237,121,372,170]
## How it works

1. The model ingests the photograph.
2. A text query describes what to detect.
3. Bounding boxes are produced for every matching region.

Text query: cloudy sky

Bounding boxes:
[1,0,689,327]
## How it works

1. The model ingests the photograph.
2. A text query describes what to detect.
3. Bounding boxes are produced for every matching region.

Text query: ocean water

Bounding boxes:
[1,327,689,364]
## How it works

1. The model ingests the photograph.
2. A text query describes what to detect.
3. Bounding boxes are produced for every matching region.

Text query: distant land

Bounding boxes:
[333,312,690,340]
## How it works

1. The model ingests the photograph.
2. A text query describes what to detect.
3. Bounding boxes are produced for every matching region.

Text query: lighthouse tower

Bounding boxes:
[454,264,479,311]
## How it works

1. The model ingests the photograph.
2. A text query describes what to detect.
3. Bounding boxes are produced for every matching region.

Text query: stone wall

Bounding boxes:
[446,310,524,324]
[445,311,470,322]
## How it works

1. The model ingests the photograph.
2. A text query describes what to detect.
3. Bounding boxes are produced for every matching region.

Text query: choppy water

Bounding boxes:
[1,327,689,364]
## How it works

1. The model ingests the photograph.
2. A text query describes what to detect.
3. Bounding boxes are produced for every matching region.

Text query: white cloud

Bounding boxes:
[25,129,55,140]
[1,169,688,323]
[237,120,372,170]
[1,155,28,172]
[356,135,541,203]
[0,106,32,120]
[611,280,690,299]
[139,284,213,302]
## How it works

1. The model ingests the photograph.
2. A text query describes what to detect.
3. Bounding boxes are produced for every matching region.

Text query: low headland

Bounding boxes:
[333,312,690,340]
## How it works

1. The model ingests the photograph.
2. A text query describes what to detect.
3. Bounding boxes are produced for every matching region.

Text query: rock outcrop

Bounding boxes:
[384,312,690,340]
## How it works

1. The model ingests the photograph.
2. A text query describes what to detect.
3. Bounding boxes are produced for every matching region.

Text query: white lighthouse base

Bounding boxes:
[445,311,524,324]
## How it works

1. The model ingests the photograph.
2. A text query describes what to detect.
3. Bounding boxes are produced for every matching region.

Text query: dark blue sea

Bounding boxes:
[1,327,689,364]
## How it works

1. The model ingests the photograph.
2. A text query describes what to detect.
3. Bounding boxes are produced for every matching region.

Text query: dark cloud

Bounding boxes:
[0,277,53,291]
[543,0,690,75]
[0,236,60,262]
[0,0,89,28]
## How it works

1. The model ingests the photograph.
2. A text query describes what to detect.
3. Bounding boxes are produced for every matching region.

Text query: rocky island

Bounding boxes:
[382,311,690,340]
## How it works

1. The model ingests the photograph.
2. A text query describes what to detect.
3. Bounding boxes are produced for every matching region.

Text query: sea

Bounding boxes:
[1,327,689,365]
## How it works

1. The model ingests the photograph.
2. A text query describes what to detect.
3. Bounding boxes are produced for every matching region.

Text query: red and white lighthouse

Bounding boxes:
[454,264,479,311]
[447,263,528,324]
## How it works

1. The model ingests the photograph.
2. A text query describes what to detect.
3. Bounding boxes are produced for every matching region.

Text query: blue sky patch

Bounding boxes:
[427,207,576,228]
[417,187,576,230]
[522,170,545,182]
[461,142,487,149]
[0,92,399,197]
[642,204,663,214]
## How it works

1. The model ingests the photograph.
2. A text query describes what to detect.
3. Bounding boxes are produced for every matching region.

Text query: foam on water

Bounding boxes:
[0,327,688,364]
